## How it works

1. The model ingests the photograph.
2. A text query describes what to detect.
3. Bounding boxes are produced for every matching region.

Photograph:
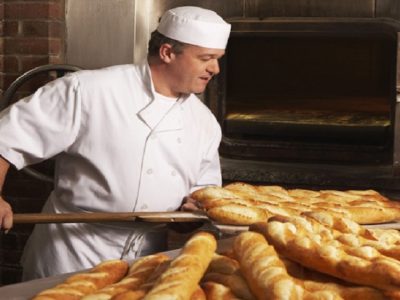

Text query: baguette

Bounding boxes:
[32,259,129,300]
[233,231,315,299]
[143,231,217,300]
[252,216,400,291]
[202,272,255,300]
[207,204,269,225]
[192,183,400,226]
[82,253,169,300]
[202,282,240,300]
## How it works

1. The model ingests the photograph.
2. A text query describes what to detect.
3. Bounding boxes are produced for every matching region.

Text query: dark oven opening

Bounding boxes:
[209,20,398,166]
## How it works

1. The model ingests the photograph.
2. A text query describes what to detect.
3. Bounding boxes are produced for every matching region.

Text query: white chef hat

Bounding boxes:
[157,6,231,49]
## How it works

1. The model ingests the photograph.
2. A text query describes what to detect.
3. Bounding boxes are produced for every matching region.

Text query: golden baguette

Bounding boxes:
[110,259,172,300]
[191,187,240,202]
[202,272,255,300]
[82,253,169,300]
[252,216,400,291]
[110,290,146,300]
[143,231,217,300]
[233,231,342,300]
[189,286,206,300]
[206,253,240,275]
[192,183,400,226]
[32,259,129,300]
[207,204,269,225]
[282,255,388,300]
[202,282,240,300]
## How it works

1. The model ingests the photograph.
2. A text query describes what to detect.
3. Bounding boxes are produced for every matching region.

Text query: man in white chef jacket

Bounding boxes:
[0,6,231,280]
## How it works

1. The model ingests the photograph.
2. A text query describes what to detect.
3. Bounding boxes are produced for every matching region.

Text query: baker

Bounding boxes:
[0,6,231,280]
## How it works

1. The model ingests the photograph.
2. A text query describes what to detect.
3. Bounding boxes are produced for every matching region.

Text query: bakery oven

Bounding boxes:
[59,0,400,193]
[205,19,400,193]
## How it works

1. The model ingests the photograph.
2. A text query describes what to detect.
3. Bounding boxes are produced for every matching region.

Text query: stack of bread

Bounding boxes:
[191,182,400,225]
[32,213,400,299]
[32,182,400,299]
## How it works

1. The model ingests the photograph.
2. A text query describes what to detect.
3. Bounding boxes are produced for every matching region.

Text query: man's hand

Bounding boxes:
[0,196,13,232]
[180,196,202,212]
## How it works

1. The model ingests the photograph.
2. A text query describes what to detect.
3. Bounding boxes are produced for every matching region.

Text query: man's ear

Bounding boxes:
[159,43,175,63]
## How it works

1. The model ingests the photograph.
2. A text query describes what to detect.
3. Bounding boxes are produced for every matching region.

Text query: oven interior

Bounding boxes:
[216,24,397,167]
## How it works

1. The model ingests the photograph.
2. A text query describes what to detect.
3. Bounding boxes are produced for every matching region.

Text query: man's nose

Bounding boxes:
[207,59,220,75]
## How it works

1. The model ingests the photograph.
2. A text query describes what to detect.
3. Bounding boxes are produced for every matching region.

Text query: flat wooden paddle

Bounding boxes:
[13,211,209,224]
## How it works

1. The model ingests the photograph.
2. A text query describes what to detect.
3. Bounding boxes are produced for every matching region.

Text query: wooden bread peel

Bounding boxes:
[13,211,209,224]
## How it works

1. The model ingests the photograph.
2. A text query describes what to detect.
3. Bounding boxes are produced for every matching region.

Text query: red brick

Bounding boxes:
[0,3,4,20]
[49,38,62,55]
[49,55,63,65]
[4,2,62,20]
[21,20,48,37]
[49,21,63,38]
[3,55,19,72]
[4,37,49,55]
[20,55,50,72]
[3,20,19,36]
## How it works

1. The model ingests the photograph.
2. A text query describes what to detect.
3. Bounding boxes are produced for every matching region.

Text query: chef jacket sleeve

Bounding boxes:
[0,74,81,170]
[190,120,222,193]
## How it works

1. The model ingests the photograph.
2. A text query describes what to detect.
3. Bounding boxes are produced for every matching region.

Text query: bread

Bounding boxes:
[32,259,129,300]
[202,272,255,300]
[251,215,400,291]
[82,253,169,300]
[189,286,206,300]
[143,231,217,300]
[202,282,240,300]
[207,204,269,225]
[206,253,240,275]
[234,231,392,299]
[191,183,400,225]
[233,231,303,299]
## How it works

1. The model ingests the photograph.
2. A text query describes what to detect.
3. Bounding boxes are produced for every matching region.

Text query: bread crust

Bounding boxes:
[252,215,400,291]
[143,231,217,300]
[191,183,400,225]
[32,259,129,300]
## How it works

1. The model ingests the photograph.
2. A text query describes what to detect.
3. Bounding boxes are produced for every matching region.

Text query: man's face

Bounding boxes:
[166,44,225,96]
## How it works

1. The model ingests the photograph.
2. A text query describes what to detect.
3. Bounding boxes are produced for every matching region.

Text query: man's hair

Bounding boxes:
[147,30,186,58]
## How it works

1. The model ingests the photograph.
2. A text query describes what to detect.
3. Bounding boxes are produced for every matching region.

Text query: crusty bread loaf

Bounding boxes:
[281,254,387,300]
[110,290,146,300]
[207,204,269,225]
[191,182,400,226]
[233,231,391,300]
[82,253,169,300]
[251,215,400,291]
[32,259,129,300]
[204,252,255,300]
[143,231,217,300]
[202,282,240,300]
[233,231,313,300]
[202,272,255,300]
[206,253,240,275]
[190,187,240,202]
[189,286,206,300]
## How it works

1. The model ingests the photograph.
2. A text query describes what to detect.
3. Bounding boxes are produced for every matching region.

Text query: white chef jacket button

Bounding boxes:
[151,134,157,140]
[171,170,177,176]
[141,204,148,210]
[167,207,173,211]
[177,137,182,144]
[146,169,153,175]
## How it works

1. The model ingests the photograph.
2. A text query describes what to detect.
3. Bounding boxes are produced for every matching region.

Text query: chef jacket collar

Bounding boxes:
[137,62,186,131]
[138,61,189,104]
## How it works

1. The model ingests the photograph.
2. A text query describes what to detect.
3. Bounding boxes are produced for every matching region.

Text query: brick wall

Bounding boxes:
[0,0,65,285]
